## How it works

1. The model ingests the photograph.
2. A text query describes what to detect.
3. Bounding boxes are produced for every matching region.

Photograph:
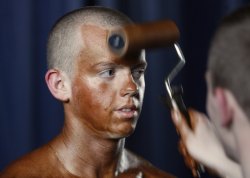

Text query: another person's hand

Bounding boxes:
[171,109,242,178]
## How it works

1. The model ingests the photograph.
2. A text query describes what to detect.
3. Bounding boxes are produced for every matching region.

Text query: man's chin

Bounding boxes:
[107,127,136,139]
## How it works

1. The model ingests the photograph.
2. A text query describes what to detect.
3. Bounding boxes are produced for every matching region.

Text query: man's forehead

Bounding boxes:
[79,24,112,59]
[80,24,109,46]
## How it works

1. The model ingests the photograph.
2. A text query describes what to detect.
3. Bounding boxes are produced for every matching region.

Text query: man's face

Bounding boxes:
[69,24,147,139]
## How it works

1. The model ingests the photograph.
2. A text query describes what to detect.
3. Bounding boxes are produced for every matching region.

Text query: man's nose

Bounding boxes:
[120,74,139,97]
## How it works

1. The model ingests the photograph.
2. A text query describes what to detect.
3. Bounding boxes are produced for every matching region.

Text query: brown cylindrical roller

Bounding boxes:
[107,20,180,58]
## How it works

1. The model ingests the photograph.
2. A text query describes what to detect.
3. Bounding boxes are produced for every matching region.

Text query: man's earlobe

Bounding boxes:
[214,87,233,127]
[45,69,70,102]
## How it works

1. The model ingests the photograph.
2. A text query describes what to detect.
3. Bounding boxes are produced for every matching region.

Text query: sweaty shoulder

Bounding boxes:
[121,149,176,178]
[0,144,69,178]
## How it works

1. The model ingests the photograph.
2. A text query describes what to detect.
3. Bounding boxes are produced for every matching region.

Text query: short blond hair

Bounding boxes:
[47,6,132,76]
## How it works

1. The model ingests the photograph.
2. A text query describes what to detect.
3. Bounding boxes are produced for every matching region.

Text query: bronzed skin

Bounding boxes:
[0,24,175,178]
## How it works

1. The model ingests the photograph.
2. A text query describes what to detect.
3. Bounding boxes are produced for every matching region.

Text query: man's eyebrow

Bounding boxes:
[92,61,147,69]
[133,61,147,69]
[92,62,117,68]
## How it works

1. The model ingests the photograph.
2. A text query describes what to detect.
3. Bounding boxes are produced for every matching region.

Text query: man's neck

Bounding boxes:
[49,117,126,178]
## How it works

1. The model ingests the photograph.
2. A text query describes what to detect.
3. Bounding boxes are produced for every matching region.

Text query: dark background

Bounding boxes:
[0,0,249,177]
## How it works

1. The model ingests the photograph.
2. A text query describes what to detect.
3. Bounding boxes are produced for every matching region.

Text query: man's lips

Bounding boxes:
[114,105,139,119]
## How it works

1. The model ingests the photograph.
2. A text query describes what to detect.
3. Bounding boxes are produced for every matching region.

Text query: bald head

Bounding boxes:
[47,6,133,76]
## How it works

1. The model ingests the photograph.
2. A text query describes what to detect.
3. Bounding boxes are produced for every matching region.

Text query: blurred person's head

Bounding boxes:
[206,5,250,161]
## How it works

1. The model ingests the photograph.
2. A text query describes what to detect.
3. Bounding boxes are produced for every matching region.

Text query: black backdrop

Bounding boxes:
[0,0,249,177]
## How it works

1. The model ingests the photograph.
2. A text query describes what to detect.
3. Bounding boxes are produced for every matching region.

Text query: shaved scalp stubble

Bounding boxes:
[47,6,133,77]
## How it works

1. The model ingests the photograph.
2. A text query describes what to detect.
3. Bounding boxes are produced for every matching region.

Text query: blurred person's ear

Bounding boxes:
[45,69,71,102]
[214,87,233,127]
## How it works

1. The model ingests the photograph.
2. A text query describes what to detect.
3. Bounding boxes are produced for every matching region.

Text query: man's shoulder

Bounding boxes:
[124,149,176,178]
[0,158,42,178]
[0,144,63,178]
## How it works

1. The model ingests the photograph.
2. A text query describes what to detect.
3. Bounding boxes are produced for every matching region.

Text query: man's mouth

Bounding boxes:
[120,108,135,112]
[115,105,139,119]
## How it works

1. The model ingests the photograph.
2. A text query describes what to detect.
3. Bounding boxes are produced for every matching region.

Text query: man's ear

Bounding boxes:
[45,69,71,102]
[214,87,233,127]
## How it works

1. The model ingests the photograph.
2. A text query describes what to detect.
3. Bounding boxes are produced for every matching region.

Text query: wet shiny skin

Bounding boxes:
[68,25,147,138]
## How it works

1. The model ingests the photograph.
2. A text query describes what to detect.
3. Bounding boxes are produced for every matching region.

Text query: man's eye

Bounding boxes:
[132,68,145,80]
[99,69,115,78]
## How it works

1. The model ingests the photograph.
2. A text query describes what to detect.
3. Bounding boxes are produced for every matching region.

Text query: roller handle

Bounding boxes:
[108,20,180,57]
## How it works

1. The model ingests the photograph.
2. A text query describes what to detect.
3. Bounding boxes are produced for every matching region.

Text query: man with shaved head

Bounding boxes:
[0,7,175,178]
